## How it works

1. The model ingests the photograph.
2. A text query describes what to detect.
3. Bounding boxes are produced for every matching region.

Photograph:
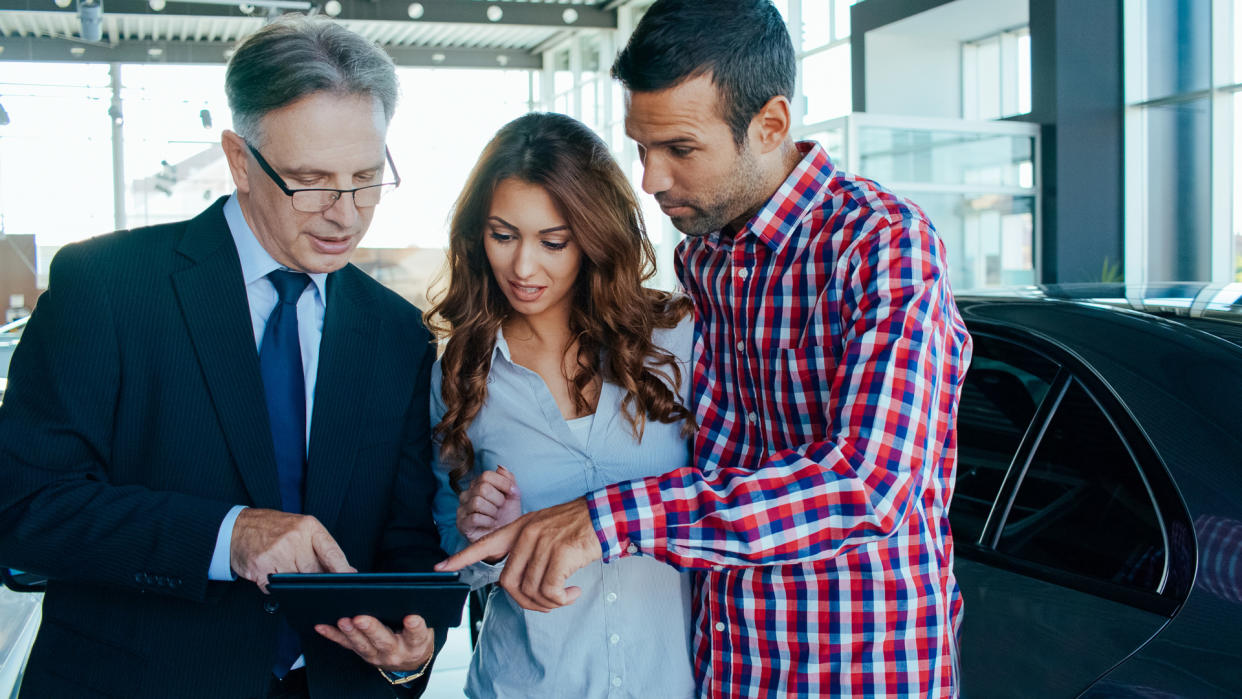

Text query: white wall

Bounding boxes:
[864,32,962,118]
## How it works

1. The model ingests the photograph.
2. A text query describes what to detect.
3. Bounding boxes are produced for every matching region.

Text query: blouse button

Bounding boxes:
[612,676,623,687]
[606,592,618,603]
[610,634,620,645]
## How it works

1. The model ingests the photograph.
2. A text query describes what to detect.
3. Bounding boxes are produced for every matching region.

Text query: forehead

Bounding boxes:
[623,74,730,143]
[489,178,566,225]
[256,91,388,166]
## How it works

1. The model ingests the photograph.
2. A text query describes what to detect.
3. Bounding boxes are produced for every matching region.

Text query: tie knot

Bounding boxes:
[268,270,310,305]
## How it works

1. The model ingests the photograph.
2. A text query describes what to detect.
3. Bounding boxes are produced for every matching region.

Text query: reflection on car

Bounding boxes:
[951,282,1242,697]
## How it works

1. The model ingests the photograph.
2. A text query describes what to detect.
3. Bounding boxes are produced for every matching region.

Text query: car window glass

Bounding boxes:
[997,379,1165,591]
[951,335,1058,544]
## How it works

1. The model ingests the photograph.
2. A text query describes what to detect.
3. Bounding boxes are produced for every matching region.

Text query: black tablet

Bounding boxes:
[267,572,469,632]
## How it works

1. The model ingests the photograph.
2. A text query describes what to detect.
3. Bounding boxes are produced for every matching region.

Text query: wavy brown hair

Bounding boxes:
[426,112,693,493]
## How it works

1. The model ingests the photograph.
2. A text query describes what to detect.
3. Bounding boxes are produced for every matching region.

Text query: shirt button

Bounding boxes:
[747,412,758,424]
[626,543,638,555]
[606,592,618,603]
[736,341,745,353]
[738,268,749,280]
[610,634,620,645]
[612,676,623,687]
[714,621,725,632]
[263,600,280,614]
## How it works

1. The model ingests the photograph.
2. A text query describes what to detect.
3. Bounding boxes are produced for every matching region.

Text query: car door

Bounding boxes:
[952,330,1189,698]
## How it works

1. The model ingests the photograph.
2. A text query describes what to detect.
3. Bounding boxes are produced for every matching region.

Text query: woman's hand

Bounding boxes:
[457,465,523,547]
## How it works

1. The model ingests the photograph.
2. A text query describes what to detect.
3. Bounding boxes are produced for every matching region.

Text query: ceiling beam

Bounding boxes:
[0,34,541,67]
[0,0,616,28]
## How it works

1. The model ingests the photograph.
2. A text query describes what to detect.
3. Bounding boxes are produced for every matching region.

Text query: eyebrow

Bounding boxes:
[279,161,384,178]
[488,216,570,235]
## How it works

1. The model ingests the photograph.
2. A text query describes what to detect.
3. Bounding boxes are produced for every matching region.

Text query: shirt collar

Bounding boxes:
[492,326,513,364]
[223,193,329,301]
[707,141,835,252]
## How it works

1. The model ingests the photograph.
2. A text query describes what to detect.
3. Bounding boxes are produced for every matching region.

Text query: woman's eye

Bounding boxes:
[488,231,514,242]
[542,241,568,251]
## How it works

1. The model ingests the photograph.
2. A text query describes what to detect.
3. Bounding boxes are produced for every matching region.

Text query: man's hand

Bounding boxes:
[457,465,522,545]
[436,497,602,612]
[229,508,355,593]
[315,615,435,673]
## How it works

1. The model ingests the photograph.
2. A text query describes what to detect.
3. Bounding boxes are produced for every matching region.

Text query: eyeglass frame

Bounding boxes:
[245,141,401,213]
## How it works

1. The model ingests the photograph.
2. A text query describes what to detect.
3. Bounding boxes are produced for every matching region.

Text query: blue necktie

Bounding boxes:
[260,270,310,678]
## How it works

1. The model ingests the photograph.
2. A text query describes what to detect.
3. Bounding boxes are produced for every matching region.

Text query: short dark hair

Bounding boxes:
[611,0,795,144]
[225,14,398,143]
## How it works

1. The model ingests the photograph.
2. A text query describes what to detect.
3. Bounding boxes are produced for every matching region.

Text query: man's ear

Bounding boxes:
[749,95,792,155]
[221,130,252,194]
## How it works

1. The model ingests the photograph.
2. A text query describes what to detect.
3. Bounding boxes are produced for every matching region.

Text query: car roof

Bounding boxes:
[957,282,1242,351]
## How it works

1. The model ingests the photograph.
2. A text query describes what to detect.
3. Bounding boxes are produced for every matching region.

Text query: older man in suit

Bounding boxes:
[0,16,448,698]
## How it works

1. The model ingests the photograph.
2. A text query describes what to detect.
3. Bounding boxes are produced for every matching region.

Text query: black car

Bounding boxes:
[951,283,1242,697]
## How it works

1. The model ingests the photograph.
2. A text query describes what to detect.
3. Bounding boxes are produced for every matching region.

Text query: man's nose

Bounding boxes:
[641,156,672,195]
[321,191,359,227]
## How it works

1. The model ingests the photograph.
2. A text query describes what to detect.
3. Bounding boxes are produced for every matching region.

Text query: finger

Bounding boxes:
[537,550,578,608]
[463,496,500,519]
[352,616,399,660]
[315,623,356,650]
[474,480,509,508]
[436,521,519,571]
[520,529,558,608]
[312,529,354,573]
[336,617,380,662]
[499,526,553,612]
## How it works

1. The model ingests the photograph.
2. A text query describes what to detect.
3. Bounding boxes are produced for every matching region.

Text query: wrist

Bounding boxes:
[377,647,434,685]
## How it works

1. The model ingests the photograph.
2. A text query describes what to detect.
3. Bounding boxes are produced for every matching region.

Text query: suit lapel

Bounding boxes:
[171,200,282,510]
[304,268,378,532]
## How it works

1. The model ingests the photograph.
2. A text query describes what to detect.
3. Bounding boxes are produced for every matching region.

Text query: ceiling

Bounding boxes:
[0,0,624,67]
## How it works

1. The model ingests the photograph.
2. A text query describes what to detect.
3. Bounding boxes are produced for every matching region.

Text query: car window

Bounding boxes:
[997,379,1165,591]
[951,335,1058,544]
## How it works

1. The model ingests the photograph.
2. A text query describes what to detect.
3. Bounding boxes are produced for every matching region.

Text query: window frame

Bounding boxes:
[953,322,1192,617]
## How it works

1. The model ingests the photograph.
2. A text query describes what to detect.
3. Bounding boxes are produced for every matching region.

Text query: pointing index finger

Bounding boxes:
[436,519,519,571]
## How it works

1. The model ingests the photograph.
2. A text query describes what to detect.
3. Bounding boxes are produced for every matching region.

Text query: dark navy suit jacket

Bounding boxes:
[0,197,447,698]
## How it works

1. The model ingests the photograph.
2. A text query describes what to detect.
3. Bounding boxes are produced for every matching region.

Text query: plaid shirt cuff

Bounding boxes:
[587,476,669,563]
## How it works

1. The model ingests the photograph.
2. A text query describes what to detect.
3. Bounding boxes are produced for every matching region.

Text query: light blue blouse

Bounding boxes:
[430,316,696,699]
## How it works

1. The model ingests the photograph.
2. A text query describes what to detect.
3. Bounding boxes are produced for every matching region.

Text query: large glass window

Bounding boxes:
[997,379,1165,591]
[951,335,1059,545]
[1125,0,1239,283]
[962,28,1032,121]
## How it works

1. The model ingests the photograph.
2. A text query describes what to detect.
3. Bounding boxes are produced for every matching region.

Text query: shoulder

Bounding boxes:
[649,301,695,364]
[811,168,941,267]
[336,264,433,345]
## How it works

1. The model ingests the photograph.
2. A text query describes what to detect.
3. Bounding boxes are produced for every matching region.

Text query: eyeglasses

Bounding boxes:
[245,142,401,214]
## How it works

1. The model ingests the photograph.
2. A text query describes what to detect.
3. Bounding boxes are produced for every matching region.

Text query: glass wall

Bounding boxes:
[1125,0,1241,283]
[801,115,1040,290]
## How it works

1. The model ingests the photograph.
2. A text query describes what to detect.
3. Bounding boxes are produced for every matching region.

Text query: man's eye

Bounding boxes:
[670,147,693,157]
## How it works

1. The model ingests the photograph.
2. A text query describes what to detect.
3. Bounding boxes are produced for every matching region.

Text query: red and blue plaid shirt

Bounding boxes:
[588,142,972,697]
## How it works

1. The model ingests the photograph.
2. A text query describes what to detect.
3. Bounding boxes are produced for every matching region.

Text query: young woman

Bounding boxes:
[426,112,696,697]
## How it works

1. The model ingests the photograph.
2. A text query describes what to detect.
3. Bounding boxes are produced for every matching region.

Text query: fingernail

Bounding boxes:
[434,562,446,571]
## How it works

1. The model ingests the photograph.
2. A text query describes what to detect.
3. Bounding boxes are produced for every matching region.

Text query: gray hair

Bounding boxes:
[225,14,398,144]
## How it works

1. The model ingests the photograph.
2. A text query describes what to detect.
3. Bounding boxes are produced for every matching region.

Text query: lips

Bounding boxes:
[308,234,353,255]
[508,281,546,303]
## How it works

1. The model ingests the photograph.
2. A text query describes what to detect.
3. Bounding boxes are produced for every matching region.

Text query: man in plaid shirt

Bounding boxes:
[441,1,972,695]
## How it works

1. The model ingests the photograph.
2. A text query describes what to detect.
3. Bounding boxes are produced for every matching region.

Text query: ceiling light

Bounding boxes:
[562,8,578,24]
[486,5,502,22]
[53,0,72,8]
[323,0,341,16]
[407,2,422,19]
[149,0,165,10]
[70,46,86,55]
[431,52,445,63]
[147,47,163,57]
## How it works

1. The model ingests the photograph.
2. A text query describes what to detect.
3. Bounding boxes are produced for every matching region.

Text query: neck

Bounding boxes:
[726,140,803,232]
[503,307,574,353]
